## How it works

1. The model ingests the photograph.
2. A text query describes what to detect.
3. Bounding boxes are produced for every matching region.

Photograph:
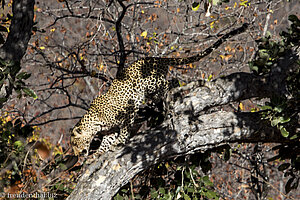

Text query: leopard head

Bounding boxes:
[70,112,111,156]
[70,125,91,156]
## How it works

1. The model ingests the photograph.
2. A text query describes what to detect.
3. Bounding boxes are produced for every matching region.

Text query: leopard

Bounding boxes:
[70,23,248,159]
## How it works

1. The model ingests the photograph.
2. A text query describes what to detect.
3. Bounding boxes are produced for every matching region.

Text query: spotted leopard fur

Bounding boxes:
[70,23,248,158]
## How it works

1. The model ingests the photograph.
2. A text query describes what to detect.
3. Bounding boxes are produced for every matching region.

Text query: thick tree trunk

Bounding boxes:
[0,0,35,107]
[0,0,34,61]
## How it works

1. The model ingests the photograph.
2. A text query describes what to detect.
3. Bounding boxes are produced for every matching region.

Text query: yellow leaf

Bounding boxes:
[165,162,170,169]
[210,21,215,29]
[141,31,147,39]
[239,102,244,111]
[99,64,105,71]
[39,46,45,50]
[234,2,237,8]
[192,2,200,11]
[50,28,56,32]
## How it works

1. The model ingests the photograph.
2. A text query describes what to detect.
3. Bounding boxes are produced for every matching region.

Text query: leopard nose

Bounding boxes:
[82,149,88,156]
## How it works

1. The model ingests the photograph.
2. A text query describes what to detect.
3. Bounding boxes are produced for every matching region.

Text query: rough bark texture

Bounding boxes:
[68,112,285,200]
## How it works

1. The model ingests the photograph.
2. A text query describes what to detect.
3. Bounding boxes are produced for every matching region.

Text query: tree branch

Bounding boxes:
[68,109,287,200]
[114,0,126,75]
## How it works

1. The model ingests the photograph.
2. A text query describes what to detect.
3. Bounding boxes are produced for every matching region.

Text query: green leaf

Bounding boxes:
[55,183,65,191]
[183,193,191,200]
[202,176,213,187]
[266,62,273,66]
[0,97,7,104]
[58,163,68,171]
[212,0,220,6]
[258,49,269,59]
[280,126,289,137]
[205,189,218,199]
[14,140,23,148]
[274,105,284,113]
[278,163,290,171]
[16,72,31,80]
[22,87,38,99]
[114,194,124,200]
[290,134,298,140]
[259,105,272,110]
[121,189,128,193]
[192,2,200,11]
[250,65,259,73]
[150,189,158,198]
[278,116,290,124]
[271,117,280,127]
[158,187,165,195]
[265,31,272,39]
[187,187,194,193]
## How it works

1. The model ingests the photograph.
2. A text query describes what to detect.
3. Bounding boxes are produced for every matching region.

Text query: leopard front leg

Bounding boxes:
[114,126,129,146]
[111,109,136,147]
[87,132,119,162]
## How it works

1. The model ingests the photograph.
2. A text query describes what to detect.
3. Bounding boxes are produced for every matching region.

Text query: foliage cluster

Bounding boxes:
[249,15,300,75]
[249,14,300,194]
[0,115,76,199]
[114,151,221,200]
